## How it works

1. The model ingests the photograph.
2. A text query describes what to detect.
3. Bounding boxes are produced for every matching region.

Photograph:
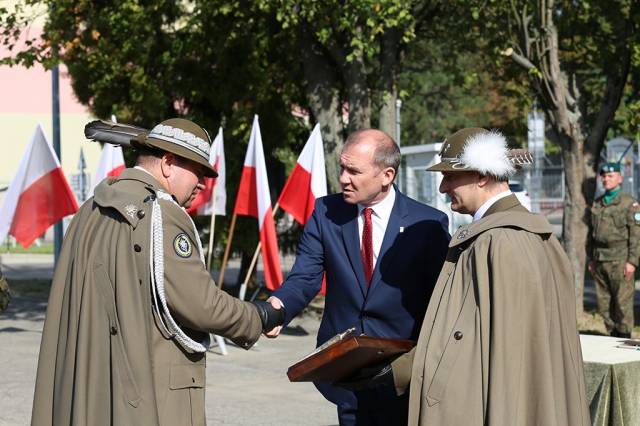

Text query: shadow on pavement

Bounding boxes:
[0,295,48,324]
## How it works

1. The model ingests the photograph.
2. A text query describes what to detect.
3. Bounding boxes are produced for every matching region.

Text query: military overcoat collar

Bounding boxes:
[450,195,552,248]
[93,168,165,228]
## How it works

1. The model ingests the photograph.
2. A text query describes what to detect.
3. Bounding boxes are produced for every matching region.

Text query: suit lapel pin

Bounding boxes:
[457,229,469,239]
[399,226,404,233]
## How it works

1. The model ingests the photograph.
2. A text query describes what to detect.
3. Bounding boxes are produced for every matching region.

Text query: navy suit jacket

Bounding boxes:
[273,189,450,346]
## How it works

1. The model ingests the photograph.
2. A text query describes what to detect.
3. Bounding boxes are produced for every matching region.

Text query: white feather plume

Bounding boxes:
[460,130,515,178]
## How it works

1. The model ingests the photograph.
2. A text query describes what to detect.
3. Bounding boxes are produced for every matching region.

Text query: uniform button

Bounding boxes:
[110,326,118,335]
[137,209,145,219]
[454,331,463,340]
[134,244,142,252]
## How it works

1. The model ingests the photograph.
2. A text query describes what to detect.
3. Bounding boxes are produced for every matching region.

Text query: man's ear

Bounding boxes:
[476,174,491,188]
[381,167,396,186]
[160,153,176,178]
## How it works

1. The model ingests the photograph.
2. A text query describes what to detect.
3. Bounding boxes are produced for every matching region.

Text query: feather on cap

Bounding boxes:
[426,127,532,178]
[460,130,514,178]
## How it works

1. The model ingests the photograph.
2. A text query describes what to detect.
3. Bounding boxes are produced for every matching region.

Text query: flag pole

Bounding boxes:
[205,184,228,356]
[206,185,217,272]
[218,213,237,289]
[238,203,280,300]
[52,63,62,265]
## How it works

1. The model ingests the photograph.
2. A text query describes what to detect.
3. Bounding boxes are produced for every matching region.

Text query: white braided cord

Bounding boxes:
[149,190,209,353]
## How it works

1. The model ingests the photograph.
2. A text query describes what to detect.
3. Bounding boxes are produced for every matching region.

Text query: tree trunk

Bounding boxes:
[508,0,634,317]
[343,54,371,132]
[378,28,402,139]
[299,24,344,193]
[560,139,588,315]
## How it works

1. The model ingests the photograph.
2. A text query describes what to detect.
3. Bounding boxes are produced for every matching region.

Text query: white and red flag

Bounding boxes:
[0,124,78,248]
[278,124,328,294]
[88,143,125,197]
[187,127,226,216]
[234,115,283,290]
[278,123,327,224]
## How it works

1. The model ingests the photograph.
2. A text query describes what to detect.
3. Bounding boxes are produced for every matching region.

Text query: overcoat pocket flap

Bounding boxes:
[170,364,205,389]
[426,286,476,405]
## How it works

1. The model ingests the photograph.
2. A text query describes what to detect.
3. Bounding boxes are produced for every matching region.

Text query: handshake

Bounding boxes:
[250,299,286,333]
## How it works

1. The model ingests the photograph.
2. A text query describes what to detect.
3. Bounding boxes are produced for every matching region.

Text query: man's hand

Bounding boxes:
[250,300,285,333]
[588,261,596,274]
[624,262,636,281]
[334,362,394,391]
[264,296,284,338]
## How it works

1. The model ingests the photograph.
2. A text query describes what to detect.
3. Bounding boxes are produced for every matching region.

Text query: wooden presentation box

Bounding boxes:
[287,335,415,382]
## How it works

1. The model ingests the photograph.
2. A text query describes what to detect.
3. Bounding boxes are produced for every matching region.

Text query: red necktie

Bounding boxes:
[361,207,373,285]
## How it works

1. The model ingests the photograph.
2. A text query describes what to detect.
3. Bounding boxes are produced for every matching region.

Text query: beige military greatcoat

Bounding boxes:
[392,195,590,425]
[32,168,262,426]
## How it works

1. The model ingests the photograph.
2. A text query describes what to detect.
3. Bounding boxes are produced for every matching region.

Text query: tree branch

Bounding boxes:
[505,48,536,70]
[585,44,632,157]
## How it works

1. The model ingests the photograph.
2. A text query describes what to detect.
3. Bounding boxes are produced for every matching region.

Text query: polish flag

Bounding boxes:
[88,143,125,197]
[278,124,328,295]
[0,124,78,248]
[278,123,327,224]
[234,115,283,290]
[187,128,226,216]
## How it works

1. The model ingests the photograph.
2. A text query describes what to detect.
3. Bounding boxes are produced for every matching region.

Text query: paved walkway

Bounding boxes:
[0,293,336,426]
[0,254,336,426]
[2,253,640,425]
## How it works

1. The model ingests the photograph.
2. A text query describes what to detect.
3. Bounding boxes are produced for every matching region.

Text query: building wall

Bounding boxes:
[1,16,102,244]
[0,64,101,188]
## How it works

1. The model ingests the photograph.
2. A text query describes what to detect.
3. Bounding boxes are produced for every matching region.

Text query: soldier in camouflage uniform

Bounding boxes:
[588,162,640,338]
[0,266,10,313]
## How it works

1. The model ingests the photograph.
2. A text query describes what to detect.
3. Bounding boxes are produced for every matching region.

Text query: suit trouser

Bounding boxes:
[315,381,408,426]
[593,260,635,335]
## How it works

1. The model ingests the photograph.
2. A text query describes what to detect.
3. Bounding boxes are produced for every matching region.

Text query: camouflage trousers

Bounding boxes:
[592,261,635,336]
[0,276,10,313]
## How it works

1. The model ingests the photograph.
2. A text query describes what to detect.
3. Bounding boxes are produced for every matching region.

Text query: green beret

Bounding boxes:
[599,162,621,174]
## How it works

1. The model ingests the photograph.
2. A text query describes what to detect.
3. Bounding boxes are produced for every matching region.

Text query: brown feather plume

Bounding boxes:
[84,120,148,147]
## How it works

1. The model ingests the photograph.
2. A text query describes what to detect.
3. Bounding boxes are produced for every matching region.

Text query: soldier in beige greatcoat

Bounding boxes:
[342,128,590,425]
[31,118,284,426]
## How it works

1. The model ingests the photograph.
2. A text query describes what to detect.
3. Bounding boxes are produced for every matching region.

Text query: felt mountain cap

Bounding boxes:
[427,127,533,179]
[131,118,217,178]
[600,162,621,174]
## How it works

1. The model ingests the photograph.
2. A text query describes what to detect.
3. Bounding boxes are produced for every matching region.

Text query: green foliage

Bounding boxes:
[469,0,640,148]
[264,0,417,62]
[2,0,593,264]
[0,0,311,260]
[399,37,531,147]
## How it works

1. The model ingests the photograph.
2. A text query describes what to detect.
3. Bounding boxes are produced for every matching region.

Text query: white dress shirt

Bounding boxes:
[472,190,512,222]
[357,186,396,269]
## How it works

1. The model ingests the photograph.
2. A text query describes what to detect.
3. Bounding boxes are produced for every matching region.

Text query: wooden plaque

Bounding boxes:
[287,335,415,382]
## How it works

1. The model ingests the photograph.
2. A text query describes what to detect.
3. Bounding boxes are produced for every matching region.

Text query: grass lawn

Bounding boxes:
[1,244,54,255]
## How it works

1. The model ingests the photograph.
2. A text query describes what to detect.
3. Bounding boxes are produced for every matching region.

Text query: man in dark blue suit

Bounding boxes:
[268,129,449,425]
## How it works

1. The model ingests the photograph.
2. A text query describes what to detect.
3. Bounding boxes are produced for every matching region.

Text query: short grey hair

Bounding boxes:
[343,129,401,173]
